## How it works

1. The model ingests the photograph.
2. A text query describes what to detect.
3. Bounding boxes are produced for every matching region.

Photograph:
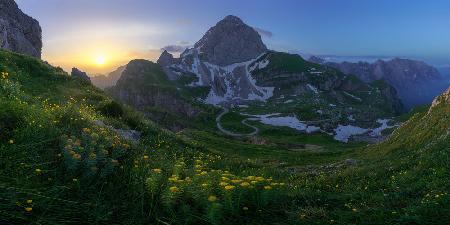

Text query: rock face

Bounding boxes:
[0,0,42,58]
[194,15,267,66]
[71,68,91,82]
[311,57,448,108]
[157,50,180,80]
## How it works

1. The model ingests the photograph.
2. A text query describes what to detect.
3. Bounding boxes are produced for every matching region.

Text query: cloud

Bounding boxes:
[254,27,273,38]
[161,45,190,53]
[177,41,190,45]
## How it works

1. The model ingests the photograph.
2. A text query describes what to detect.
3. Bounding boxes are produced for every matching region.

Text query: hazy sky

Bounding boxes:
[16,0,450,74]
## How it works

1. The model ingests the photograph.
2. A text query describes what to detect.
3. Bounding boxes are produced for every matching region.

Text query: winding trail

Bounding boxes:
[216,108,259,137]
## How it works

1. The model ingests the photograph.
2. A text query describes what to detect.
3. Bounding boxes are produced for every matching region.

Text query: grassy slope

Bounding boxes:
[0,51,289,224]
[1,50,449,224]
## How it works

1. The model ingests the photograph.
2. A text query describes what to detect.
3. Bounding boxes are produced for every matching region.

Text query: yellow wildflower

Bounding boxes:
[143,155,149,159]
[221,176,230,181]
[8,139,14,144]
[264,185,272,190]
[256,177,265,181]
[152,168,162,173]
[201,183,209,187]
[224,185,235,190]
[26,199,32,204]
[24,207,32,212]
[219,182,229,186]
[231,179,242,184]
[240,182,250,187]
[200,171,208,175]
[35,168,42,173]
[208,195,217,202]
[250,181,258,185]
[169,186,179,193]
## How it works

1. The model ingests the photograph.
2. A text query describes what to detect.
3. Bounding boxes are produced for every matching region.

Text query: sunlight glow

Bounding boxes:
[95,54,107,65]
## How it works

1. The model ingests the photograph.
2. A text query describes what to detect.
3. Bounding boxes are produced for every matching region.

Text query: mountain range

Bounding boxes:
[108,15,403,142]
[1,3,450,224]
[309,56,449,108]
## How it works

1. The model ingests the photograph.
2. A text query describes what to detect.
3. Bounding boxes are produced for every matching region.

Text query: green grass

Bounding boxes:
[1,50,449,224]
[219,111,255,134]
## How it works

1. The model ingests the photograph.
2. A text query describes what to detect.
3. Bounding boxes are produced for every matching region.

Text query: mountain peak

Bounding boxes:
[193,15,267,66]
[157,50,174,67]
[221,15,244,23]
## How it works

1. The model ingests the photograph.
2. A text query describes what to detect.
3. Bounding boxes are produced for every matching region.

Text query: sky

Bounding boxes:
[16,0,450,74]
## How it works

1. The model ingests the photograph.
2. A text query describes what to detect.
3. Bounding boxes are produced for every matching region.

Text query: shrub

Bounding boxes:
[97,100,124,118]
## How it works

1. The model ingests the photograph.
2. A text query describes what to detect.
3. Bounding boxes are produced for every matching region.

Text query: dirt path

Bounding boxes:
[216,108,259,137]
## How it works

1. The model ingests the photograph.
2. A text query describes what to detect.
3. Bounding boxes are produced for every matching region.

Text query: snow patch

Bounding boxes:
[334,119,398,143]
[369,119,397,136]
[334,125,369,143]
[306,84,319,94]
[247,114,321,134]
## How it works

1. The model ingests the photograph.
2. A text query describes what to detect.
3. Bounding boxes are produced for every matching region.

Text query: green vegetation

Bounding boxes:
[219,111,255,134]
[1,50,449,224]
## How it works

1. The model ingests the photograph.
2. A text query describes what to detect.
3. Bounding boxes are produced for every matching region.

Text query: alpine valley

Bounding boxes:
[1,2,449,224]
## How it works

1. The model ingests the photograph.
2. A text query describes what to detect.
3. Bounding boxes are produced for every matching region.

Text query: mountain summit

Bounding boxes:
[194,15,267,66]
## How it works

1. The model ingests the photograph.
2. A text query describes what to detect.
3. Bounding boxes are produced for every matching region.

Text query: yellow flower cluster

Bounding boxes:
[1,72,8,79]
[60,125,129,177]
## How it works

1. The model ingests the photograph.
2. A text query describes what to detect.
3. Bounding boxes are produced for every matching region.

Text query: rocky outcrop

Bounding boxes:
[157,50,180,80]
[0,0,42,58]
[311,57,448,108]
[157,50,175,67]
[431,86,450,108]
[71,68,91,82]
[194,15,267,66]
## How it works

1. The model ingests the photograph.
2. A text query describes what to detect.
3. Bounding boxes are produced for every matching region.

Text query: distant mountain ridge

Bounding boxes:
[309,56,448,108]
[91,66,126,89]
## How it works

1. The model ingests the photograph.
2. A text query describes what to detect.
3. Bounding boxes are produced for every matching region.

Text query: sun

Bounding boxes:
[95,54,106,65]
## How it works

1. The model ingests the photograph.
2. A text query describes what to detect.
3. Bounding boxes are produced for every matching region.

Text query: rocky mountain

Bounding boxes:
[156,16,401,113]
[91,66,126,89]
[0,0,42,58]
[309,56,449,108]
[102,15,400,142]
[194,15,267,66]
